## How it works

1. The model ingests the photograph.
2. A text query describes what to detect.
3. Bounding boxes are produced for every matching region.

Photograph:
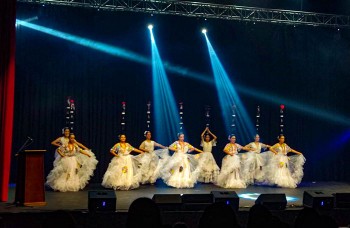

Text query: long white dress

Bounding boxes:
[216,143,246,189]
[138,140,168,184]
[54,137,69,158]
[265,143,306,188]
[240,142,268,185]
[197,140,220,183]
[46,144,98,192]
[102,143,142,190]
[161,141,200,188]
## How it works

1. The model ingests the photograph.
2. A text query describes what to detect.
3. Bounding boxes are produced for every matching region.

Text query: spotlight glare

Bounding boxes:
[202,28,207,34]
[148,24,153,30]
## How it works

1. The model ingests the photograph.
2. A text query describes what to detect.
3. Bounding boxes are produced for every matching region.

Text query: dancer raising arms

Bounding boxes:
[197,127,220,183]
[138,131,168,184]
[216,135,249,189]
[265,134,305,188]
[161,133,203,188]
[46,133,98,192]
[102,134,144,190]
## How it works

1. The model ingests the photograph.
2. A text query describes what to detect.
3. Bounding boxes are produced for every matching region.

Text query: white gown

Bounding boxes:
[161,141,200,188]
[197,140,220,183]
[265,143,306,188]
[240,142,268,185]
[46,144,98,192]
[137,140,168,184]
[102,143,142,190]
[54,137,69,158]
[216,143,246,189]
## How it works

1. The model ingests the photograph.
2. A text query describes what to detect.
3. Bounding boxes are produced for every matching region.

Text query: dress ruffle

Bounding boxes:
[197,152,220,183]
[216,155,246,189]
[102,154,141,190]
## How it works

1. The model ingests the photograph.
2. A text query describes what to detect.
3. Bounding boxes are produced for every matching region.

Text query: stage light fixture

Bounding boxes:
[202,28,207,34]
[148,24,153,30]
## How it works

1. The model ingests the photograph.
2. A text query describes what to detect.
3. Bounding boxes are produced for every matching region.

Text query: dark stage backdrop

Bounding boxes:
[12,3,350,183]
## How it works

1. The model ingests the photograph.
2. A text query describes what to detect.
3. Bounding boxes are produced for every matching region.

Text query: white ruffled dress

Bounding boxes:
[216,143,246,189]
[197,140,220,183]
[137,140,168,184]
[265,143,306,188]
[46,144,98,192]
[102,143,142,190]
[240,142,268,185]
[161,141,200,188]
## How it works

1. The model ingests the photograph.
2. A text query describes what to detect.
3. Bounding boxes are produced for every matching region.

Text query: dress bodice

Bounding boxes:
[170,141,193,153]
[111,143,134,155]
[224,143,242,155]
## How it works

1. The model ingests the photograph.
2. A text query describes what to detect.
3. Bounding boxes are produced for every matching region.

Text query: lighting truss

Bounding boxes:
[18,0,350,28]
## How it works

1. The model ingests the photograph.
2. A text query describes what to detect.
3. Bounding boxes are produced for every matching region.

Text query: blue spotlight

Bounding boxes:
[149,27,181,145]
[238,193,299,202]
[203,33,255,140]
[202,28,207,34]
[148,24,154,30]
[16,19,150,65]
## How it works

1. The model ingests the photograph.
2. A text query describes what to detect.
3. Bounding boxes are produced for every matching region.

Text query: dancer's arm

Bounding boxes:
[110,144,119,157]
[269,144,278,155]
[201,127,207,141]
[79,149,91,157]
[75,140,89,150]
[51,137,62,147]
[289,148,302,155]
[154,142,167,149]
[57,148,65,157]
[207,128,217,141]
[131,144,144,154]
[223,144,233,156]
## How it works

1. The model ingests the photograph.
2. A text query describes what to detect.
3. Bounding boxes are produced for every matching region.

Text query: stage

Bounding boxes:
[1,181,350,227]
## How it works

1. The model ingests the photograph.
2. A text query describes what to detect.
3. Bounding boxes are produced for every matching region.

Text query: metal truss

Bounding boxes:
[18,0,350,28]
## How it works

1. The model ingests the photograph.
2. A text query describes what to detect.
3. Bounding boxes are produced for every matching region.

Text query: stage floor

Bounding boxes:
[1,181,350,213]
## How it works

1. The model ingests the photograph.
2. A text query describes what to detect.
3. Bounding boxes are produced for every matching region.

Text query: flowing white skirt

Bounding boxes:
[46,150,98,192]
[239,152,266,185]
[102,154,141,190]
[160,152,200,188]
[216,154,246,189]
[265,153,306,188]
[197,152,220,183]
[134,149,169,184]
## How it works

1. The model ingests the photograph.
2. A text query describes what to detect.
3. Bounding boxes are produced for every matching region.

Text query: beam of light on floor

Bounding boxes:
[149,26,181,145]
[238,193,299,202]
[16,20,350,127]
[203,32,255,140]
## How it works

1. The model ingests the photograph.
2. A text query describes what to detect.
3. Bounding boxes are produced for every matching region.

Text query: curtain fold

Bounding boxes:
[0,0,16,201]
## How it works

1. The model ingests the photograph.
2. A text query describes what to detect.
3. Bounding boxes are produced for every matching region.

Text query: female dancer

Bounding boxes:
[102,134,144,190]
[161,133,203,188]
[266,134,305,188]
[51,127,88,151]
[197,127,220,183]
[241,134,274,185]
[216,135,249,189]
[46,133,98,192]
[138,131,167,184]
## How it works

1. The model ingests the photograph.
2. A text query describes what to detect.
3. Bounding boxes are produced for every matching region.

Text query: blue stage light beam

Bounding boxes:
[203,32,255,140]
[16,19,150,65]
[16,20,350,127]
[149,26,181,145]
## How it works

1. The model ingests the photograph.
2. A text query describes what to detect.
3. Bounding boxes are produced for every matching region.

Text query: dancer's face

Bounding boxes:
[64,129,70,137]
[255,135,260,142]
[230,137,236,143]
[120,135,126,142]
[279,136,285,143]
[178,134,184,141]
[146,132,152,140]
[69,134,75,143]
[205,135,210,142]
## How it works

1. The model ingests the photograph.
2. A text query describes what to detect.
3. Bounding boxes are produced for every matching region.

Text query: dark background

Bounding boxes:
[12,2,350,184]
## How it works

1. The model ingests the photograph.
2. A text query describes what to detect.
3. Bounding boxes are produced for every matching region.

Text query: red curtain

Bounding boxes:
[0,0,16,202]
